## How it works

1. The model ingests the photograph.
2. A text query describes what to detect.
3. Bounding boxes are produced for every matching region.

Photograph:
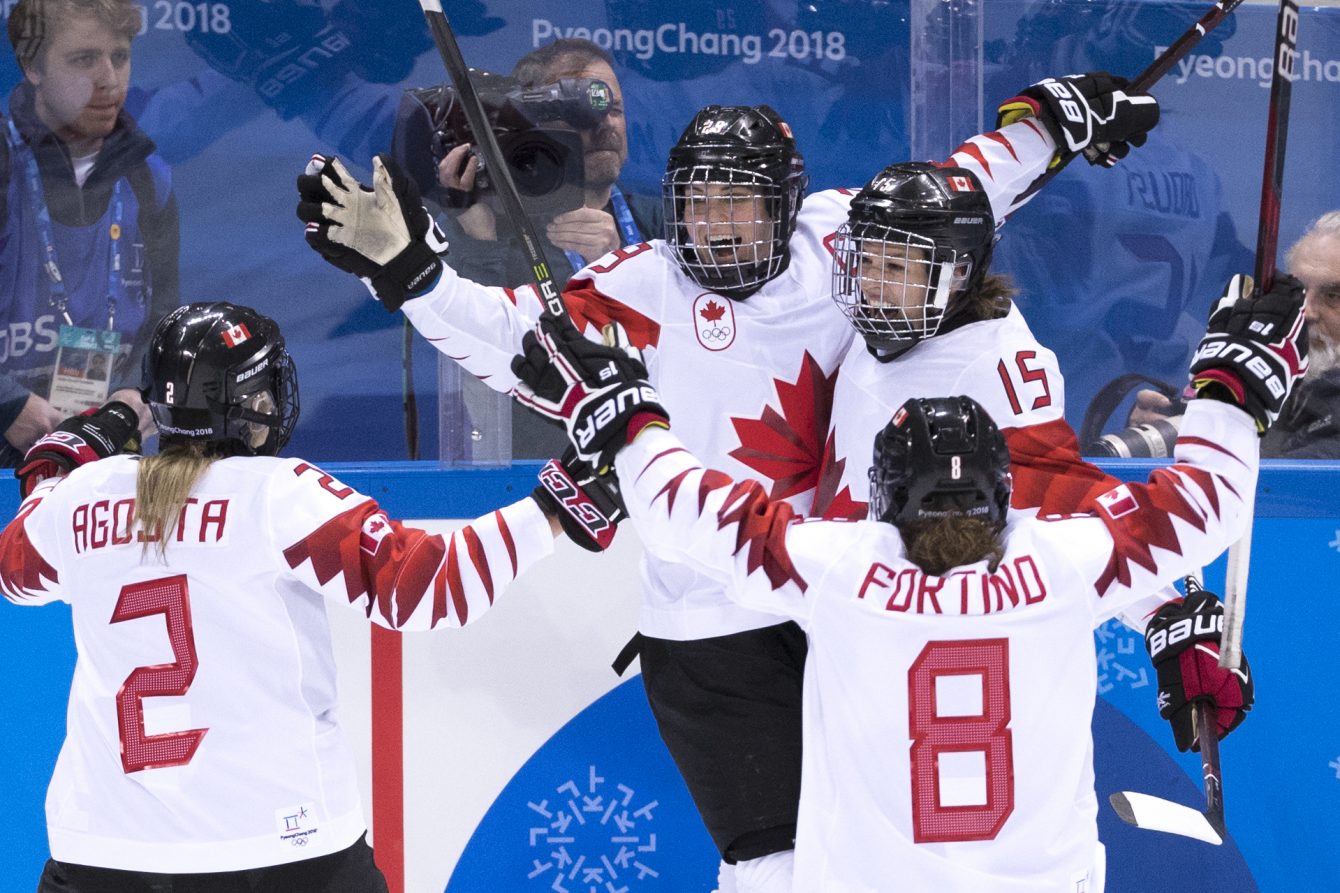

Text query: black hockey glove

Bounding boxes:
[1188,273,1309,433]
[1144,580,1253,753]
[16,401,138,498]
[531,446,627,552]
[512,313,668,470]
[296,153,448,312]
[997,72,1159,167]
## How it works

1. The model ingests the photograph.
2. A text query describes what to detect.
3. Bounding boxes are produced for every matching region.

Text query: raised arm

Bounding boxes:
[274,461,556,631]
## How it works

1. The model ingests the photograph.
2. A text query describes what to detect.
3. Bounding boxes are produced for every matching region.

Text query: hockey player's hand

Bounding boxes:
[512,312,668,470]
[1144,581,1253,753]
[16,401,139,498]
[296,153,448,312]
[1188,273,1308,433]
[531,445,626,552]
[997,72,1158,167]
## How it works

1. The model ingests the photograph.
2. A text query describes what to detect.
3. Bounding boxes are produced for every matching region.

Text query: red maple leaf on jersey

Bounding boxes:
[729,352,835,501]
[700,300,726,323]
[812,430,866,521]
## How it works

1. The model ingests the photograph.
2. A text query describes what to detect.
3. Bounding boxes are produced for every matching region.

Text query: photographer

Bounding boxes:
[1117,212,1340,459]
[392,38,656,458]
[435,39,656,280]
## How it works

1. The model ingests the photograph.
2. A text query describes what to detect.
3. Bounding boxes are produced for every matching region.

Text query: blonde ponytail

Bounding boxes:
[135,443,218,558]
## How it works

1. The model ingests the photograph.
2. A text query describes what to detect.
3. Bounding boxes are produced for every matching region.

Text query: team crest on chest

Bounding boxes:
[693,293,736,351]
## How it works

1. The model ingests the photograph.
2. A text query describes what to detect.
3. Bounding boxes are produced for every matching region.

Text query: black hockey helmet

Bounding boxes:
[662,104,809,301]
[141,302,299,456]
[868,396,1012,529]
[832,162,996,357]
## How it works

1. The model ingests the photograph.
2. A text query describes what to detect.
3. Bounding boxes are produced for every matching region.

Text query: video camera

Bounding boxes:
[390,68,613,220]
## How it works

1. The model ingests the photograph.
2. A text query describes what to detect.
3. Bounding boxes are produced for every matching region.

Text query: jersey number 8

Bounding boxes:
[908,638,1014,843]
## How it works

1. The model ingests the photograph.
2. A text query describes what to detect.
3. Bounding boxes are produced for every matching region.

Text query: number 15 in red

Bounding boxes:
[111,575,209,773]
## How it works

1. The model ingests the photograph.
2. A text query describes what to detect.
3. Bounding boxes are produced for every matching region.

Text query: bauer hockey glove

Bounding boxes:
[512,312,668,470]
[16,401,138,498]
[532,445,628,552]
[1144,580,1254,753]
[1187,273,1309,433]
[996,72,1159,167]
[297,153,448,311]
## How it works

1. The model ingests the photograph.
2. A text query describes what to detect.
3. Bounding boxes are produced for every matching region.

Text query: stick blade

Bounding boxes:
[1108,791,1224,845]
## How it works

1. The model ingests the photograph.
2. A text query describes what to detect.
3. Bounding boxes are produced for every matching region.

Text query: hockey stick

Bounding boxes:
[417,0,566,318]
[1109,578,1228,844]
[1109,701,1226,845]
[1022,0,1245,199]
[1219,0,1300,671]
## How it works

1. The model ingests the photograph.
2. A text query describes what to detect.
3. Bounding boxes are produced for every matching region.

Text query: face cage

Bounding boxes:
[831,223,972,345]
[217,350,300,456]
[663,165,788,294]
[867,465,896,523]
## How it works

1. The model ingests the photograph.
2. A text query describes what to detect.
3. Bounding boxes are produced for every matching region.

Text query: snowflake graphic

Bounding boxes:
[1094,619,1151,695]
[526,765,660,893]
[1329,530,1340,554]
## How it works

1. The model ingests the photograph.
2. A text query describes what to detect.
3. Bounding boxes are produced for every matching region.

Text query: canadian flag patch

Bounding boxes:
[1096,484,1139,519]
[360,512,393,556]
[947,175,974,192]
[222,323,252,348]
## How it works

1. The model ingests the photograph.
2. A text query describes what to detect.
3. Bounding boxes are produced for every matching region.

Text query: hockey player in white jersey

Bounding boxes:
[0,303,571,892]
[817,159,1114,520]
[295,75,1158,889]
[508,264,1306,891]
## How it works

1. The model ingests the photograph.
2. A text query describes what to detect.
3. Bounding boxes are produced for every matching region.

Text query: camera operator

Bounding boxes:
[438,39,655,277]
[401,39,655,458]
[1109,212,1340,459]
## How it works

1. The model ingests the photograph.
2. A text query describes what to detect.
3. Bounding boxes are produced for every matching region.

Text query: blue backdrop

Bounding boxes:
[7,0,1334,460]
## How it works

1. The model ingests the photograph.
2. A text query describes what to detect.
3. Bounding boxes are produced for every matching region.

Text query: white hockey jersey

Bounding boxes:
[617,400,1256,892]
[815,305,1115,521]
[404,122,1057,640]
[0,455,553,873]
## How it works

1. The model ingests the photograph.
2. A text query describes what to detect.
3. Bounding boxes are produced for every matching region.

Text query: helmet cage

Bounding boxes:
[145,304,300,457]
[663,164,793,299]
[831,221,974,349]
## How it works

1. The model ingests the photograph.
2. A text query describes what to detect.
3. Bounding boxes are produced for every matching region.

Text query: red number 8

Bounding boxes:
[907,638,1014,842]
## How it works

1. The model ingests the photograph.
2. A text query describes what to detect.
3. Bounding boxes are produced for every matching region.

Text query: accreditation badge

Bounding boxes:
[48,325,120,416]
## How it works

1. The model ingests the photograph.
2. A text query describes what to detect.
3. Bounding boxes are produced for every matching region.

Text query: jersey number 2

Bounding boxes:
[111,575,208,773]
[908,638,1013,842]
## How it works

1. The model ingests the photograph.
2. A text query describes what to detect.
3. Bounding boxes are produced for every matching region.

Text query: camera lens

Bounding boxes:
[1088,417,1183,458]
[506,134,568,199]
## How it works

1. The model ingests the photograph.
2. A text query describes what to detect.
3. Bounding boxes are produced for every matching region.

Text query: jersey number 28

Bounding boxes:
[111,574,208,774]
[908,638,1014,842]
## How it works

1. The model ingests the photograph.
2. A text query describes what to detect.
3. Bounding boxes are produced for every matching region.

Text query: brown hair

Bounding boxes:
[512,38,615,87]
[902,516,1005,577]
[963,272,1017,322]
[135,442,217,558]
[8,0,141,74]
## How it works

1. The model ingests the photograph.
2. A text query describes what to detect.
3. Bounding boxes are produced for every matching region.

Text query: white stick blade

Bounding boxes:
[1109,791,1223,845]
[420,0,443,12]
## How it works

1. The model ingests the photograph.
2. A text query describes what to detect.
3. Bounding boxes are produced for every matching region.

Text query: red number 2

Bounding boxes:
[907,638,1013,842]
[110,575,208,773]
[996,350,1053,415]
